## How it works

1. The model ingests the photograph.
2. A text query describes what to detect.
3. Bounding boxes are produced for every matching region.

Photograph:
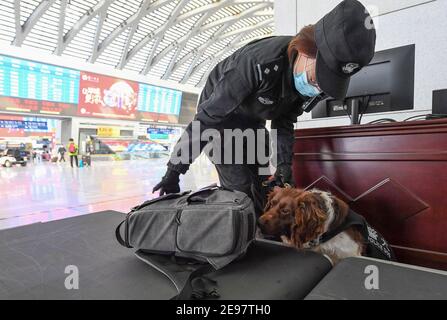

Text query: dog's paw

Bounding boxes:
[281,235,292,245]
[255,228,265,240]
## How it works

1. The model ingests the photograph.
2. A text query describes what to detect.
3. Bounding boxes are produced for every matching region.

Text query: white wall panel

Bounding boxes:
[275,0,446,128]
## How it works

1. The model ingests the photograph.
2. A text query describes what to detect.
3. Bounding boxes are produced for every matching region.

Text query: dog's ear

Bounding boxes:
[290,223,302,248]
[331,196,350,228]
[264,187,279,211]
[293,195,327,246]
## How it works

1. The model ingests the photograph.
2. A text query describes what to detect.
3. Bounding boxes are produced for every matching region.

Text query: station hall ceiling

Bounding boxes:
[0,0,274,87]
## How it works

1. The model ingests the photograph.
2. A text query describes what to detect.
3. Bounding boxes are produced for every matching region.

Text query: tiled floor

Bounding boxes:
[0,155,218,230]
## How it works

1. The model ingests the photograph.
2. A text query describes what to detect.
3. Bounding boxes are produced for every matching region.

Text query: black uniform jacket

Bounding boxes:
[168,36,306,174]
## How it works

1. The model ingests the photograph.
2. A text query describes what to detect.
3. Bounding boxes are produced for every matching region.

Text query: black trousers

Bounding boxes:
[70,155,78,167]
[206,120,271,219]
[214,164,269,219]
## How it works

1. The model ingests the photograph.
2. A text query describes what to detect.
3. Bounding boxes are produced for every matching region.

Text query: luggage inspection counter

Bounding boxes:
[0,211,446,300]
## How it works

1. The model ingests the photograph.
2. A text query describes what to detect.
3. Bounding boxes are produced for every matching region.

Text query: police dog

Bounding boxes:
[259,187,365,264]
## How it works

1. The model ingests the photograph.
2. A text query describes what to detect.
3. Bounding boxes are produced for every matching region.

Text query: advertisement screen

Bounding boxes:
[78,72,139,120]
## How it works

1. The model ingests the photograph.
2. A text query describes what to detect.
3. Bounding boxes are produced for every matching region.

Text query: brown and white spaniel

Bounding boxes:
[259,187,365,264]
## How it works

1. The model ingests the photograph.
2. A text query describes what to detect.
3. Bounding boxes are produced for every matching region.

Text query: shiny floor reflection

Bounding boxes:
[0,156,218,230]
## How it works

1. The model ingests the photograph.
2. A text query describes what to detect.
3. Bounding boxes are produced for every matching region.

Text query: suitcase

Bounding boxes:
[82,155,91,166]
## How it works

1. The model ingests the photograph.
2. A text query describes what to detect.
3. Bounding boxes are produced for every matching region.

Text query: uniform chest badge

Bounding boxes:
[342,62,360,74]
[258,96,274,105]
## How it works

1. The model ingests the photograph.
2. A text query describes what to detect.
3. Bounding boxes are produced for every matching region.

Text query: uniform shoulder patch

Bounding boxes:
[259,57,284,79]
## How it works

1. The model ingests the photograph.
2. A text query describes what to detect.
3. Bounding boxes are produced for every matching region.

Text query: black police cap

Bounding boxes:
[315,0,376,100]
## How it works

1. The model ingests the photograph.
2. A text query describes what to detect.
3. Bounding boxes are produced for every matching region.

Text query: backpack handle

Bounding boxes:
[186,184,232,203]
[131,191,191,212]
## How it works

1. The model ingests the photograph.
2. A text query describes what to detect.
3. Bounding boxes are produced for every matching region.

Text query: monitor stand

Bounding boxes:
[350,98,361,125]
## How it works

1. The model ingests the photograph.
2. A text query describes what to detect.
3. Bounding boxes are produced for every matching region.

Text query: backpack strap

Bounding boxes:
[115,219,132,248]
[173,264,216,300]
[135,251,218,300]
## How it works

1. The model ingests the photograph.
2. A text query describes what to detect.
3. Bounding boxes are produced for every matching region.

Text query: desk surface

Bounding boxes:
[0,211,332,300]
[1,211,446,300]
[0,211,178,300]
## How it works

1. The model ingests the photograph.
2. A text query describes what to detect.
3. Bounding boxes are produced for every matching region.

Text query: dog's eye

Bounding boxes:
[264,202,271,210]
[281,209,290,216]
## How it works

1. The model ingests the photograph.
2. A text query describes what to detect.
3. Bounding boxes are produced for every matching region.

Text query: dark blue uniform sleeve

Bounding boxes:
[167,58,258,174]
[271,107,303,167]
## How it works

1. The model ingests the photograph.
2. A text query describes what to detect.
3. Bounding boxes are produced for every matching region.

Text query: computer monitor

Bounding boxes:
[433,89,447,114]
[312,44,415,124]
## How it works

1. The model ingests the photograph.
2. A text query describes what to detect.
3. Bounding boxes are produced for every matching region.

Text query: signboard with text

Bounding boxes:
[97,126,121,137]
[0,119,48,130]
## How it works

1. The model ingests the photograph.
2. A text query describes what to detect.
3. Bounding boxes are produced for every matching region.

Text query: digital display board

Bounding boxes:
[0,54,184,123]
[147,127,178,140]
[147,128,175,135]
[138,83,182,115]
[0,96,77,116]
[0,55,79,103]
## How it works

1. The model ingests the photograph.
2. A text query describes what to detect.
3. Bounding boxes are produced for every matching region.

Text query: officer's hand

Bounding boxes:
[274,164,295,187]
[152,169,181,196]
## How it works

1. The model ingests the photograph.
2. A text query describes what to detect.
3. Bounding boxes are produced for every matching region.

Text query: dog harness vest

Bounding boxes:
[318,209,396,261]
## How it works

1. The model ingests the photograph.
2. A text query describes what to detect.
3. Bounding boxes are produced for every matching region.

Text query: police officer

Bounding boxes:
[153,0,376,217]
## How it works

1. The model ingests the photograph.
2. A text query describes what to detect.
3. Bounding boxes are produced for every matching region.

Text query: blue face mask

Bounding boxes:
[294,72,321,97]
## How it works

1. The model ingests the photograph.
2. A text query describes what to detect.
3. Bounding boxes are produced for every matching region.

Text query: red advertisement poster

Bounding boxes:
[78,72,139,120]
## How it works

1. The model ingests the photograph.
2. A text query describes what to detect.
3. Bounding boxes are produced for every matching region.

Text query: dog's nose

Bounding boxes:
[258,215,270,226]
[258,216,274,232]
